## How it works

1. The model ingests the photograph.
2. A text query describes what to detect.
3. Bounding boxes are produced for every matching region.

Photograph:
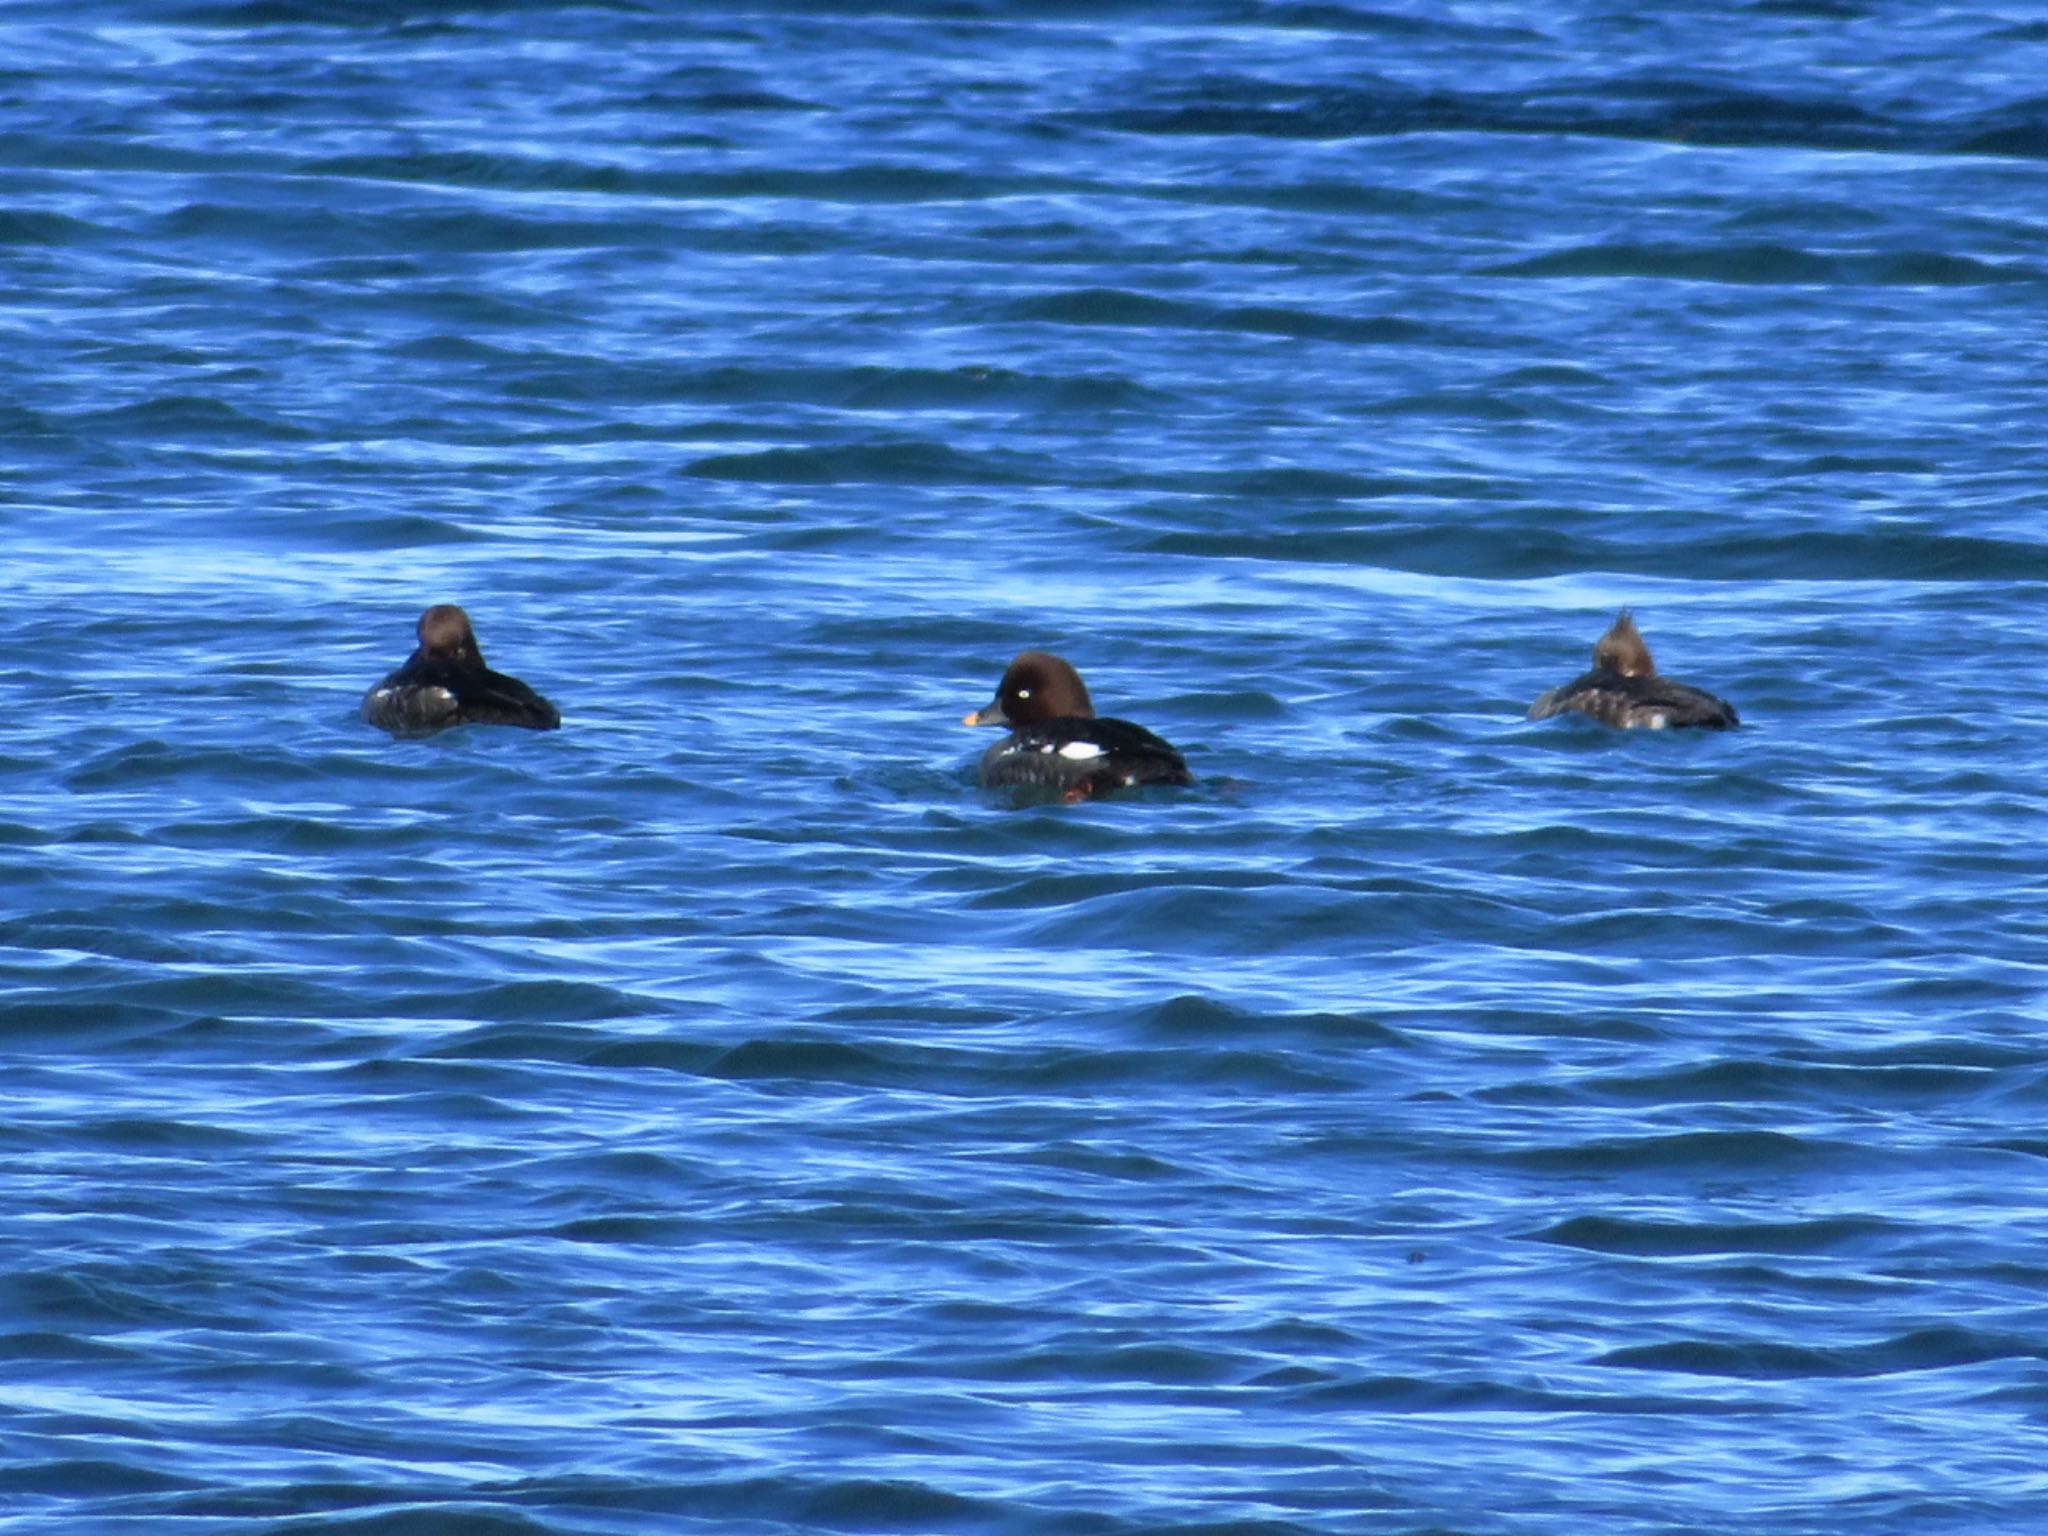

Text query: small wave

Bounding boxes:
[1534,1212,1897,1257]
[1598,1325,2045,1379]
[0,1330,139,1364]
[311,512,481,550]
[1013,1139,1183,1182]
[2,971,335,1033]
[1213,466,1414,499]
[1497,1128,1839,1175]
[304,151,992,206]
[70,394,313,443]
[63,741,322,791]
[547,1214,694,1245]
[990,1339,1247,1386]
[589,360,1173,414]
[0,1455,199,1497]
[1078,76,2048,162]
[703,1034,908,1084]
[1489,241,2042,286]
[300,149,639,197]
[1257,4,1545,42]
[0,209,109,246]
[1145,525,2048,581]
[423,981,664,1028]
[686,438,1046,486]
[1008,286,1436,344]
[1954,119,2048,158]
[1582,1054,2009,1109]
[637,86,822,115]
[1288,1372,1769,1416]
[76,1115,268,1152]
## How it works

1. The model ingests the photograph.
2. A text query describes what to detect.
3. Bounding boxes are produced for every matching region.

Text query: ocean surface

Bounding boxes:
[5,3,2048,1532]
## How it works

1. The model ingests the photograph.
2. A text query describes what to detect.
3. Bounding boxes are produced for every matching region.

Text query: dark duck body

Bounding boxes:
[362,604,561,737]
[1527,612,1738,730]
[964,650,1191,800]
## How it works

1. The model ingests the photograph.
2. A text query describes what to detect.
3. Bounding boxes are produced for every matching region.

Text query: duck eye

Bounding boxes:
[1015,688,1031,700]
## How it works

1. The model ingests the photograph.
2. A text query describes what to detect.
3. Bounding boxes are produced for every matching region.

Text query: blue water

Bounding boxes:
[5,3,2048,1532]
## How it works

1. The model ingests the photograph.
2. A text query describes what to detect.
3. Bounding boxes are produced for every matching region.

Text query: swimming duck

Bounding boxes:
[964,650,1191,800]
[1527,611,1737,730]
[362,604,561,736]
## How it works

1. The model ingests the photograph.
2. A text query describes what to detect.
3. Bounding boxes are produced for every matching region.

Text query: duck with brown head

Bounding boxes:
[1527,611,1738,730]
[362,604,561,737]
[963,650,1191,800]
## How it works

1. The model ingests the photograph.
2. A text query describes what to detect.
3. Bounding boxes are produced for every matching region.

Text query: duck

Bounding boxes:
[1527,611,1738,730]
[963,650,1192,800]
[361,604,561,737]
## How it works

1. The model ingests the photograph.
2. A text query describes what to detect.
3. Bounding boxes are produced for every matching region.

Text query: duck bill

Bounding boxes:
[962,699,1008,727]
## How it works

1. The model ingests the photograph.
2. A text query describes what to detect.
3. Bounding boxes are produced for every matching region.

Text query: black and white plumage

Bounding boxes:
[1527,611,1738,730]
[361,604,561,737]
[963,650,1191,800]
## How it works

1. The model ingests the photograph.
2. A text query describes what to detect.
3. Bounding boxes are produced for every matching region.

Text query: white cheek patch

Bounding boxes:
[1057,740,1106,761]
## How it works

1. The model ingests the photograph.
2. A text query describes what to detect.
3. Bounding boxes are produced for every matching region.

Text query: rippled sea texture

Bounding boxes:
[6,4,2048,1533]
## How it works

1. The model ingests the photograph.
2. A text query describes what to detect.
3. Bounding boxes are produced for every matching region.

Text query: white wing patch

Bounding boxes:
[1056,740,1106,761]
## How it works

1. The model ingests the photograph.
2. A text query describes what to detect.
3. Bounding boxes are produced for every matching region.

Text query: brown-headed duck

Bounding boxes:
[1528,611,1737,730]
[964,650,1191,800]
[362,604,561,737]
